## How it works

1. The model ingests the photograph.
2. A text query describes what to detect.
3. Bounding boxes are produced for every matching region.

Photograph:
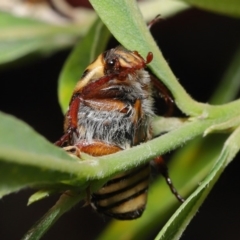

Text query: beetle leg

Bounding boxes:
[63,141,122,206]
[150,75,174,116]
[75,140,122,157]
[153,156,185,203]
[55,132,71,147]
[66,94,81,137]
[63,140,122,158]
[81,74,116,98]
[55,95,81,146]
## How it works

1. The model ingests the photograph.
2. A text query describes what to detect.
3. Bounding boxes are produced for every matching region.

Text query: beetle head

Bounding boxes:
[104,46,153,78]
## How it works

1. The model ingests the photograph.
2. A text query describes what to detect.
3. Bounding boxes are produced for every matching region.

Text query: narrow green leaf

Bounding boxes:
[58,18,111,113]
[0,111,111,197]
[89,0,205,117]
[204,115,240,136]
[0,12,93,64]
[0,111,79,197]
[22,191,84,240]
[152,44,240,239]
[97,135,226,240]
[27,190,55,206]
[156,125,240,239]
[180,0,240,18]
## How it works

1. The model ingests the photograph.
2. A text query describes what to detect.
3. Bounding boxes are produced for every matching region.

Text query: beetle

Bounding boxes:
[55,45,184,220]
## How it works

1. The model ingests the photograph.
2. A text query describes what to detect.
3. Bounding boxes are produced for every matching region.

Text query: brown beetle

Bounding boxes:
[55,45,184,220]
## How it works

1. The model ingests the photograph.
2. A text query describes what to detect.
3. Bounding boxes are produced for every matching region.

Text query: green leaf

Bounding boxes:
[138,0,190,20]
[179,0,240,18]
[89,0,205,117]
[58,18,111,113]
[0,111,79,197]
[28,189,59,206]
[156,125,240,239]
[23,191,84,240]
[97,135,226,240]
[0,12,93,65]
[0,111,116,198]
[153,45,240,239]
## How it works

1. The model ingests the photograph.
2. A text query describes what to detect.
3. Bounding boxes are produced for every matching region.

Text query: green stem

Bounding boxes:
[22,191,84,240]
[62,99,240,181]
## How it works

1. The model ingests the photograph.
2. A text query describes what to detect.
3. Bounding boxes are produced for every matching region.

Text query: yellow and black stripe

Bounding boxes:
[91,164,150,220]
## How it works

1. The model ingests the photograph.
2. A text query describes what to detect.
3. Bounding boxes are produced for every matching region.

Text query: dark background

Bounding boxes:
[0,8,240,240]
